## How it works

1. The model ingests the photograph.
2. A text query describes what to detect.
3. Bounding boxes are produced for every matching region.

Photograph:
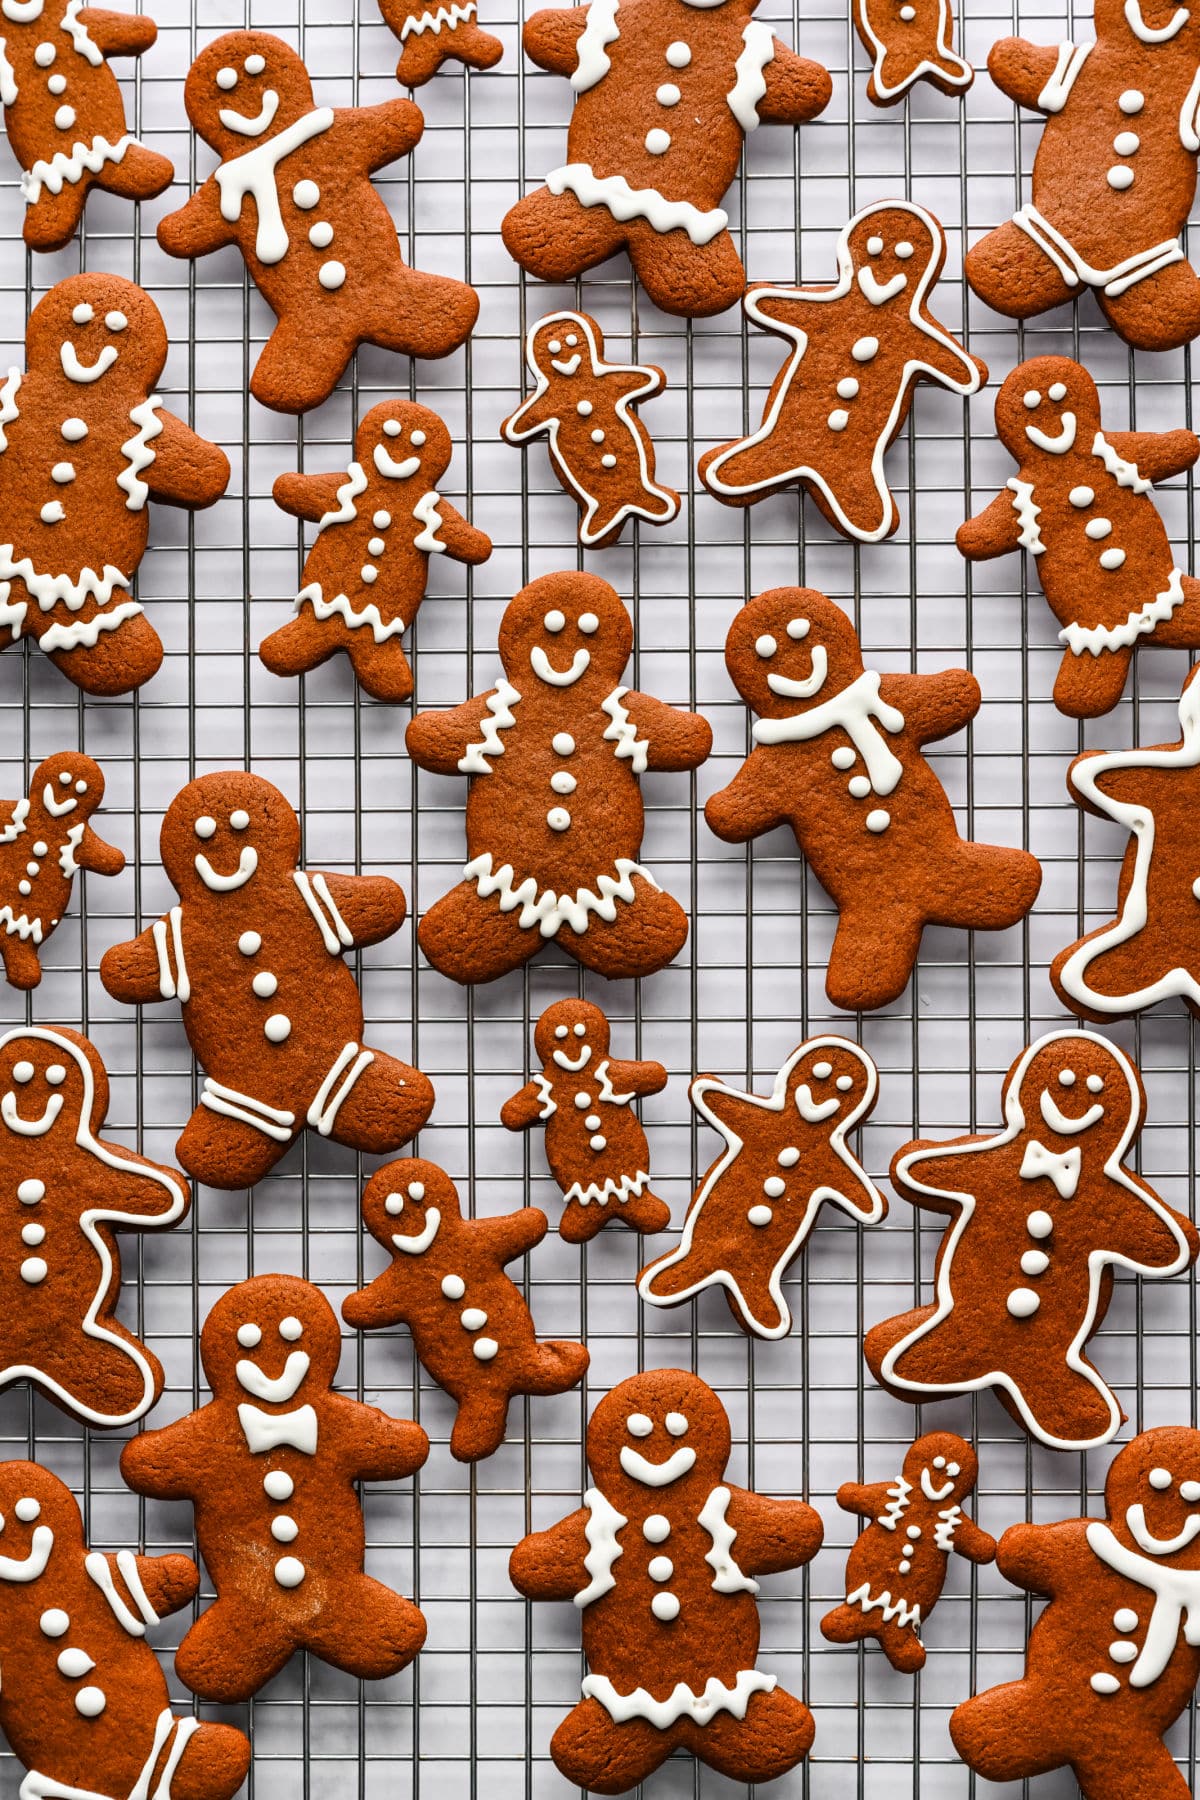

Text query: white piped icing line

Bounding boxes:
[400,0,476,34]
[752,669,905,797]
[457,677,521,775]
[200,1077,296,1142]
[545,164,729,247]
[0,549,142,652]
[583,1668,776,1728]
[295,582,409,644]
[1061,567,1187,655]
[857,0,971,98]
[600,686,650,774]
[463,852,659,939]
[571,0,619,91]
[1086,1520,1200,1689]
[879,1474,912,1531]
[564,1165,651,1208]
[1011,201,1186,299]
[412,490,447,554]
[933,1504,963,1551]
[1007,477,1044,553]
[0,368,20,451]
[116,396,163,510]
[698,1485,759,1594]
[214,107,335,264]
[22,133,131,204]
[846,1582,921,1629]
[727,20,775,129]
[575,1486,627,1605]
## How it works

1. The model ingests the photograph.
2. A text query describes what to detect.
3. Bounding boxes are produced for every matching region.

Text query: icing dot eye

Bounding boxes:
[411,430,426,447]
[574,1022,587,1037]
[1087,1074,1104,1093]
[866,235,884,255]
[74,779,87,794]
[1048,382,1067,401]
[383,419,402,437]
[237,1323,262,1348]
[194,816,216,840]
[578,612,599,634]
[12,1062,33,1084]
[408,1182,425,1200]
[836,1074,853,1091]
[812,1061,833,1079]
[104,311,127,331]
[278,1316,303,1342]
[15,1498,40,1522]
[565,334,579,347]
[71,303,93,325]
[230,809,250,830]
[627,1413,653,1437]
[665,1412,688,1437]
[1183,1480,1200,1503]
[1149,1468,1173,1490]
[1058,1070,1075,1087]
[1023,390,1041,409]
[547,339,562,353]
[544,610,566,633]
[555,1025,568,1039]
[755,634,777,658]
[244,52,265,72]
[45,1065,65,1086]
[933,1456,946,1469]
[384,1192,403,1215]
[947,1462,960,1476]
[216,66,237,89]
[59,772,71,784]
[895,241,914,258]
[786,618,809,639]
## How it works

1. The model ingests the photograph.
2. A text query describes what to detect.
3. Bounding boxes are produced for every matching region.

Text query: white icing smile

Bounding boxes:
[1,1091,63,1135]
[392,1208,441,1254]
[796,1084,840,1123]
[551,355,581,375]
[619,1445,697,1487]
[858,269,907,305]
[60,341,117,383]
[375,446,421,480]
[194,847,258,892]
[235,1349,310,1402]
[1127,1502,1200,1556]
[220,89,280,136]
[1026,414,1077,454]
[1,0,45,20]
[1124,0,1189,39]
[921,1470,955,1501]
[42,784,77,817]
[553,1046,592,1072]
[531,646,590,686]
[767,646,828,699]
[1040,1088,1103,1135]
[0,1523,54,1582]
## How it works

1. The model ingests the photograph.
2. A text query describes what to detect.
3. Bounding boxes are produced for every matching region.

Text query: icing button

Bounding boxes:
[1090,1672,1120,1694]
[1119,89,1144,112]
[1026,1209,1053,1238]
[665,39,691,65]
[270,1515,299,1543]
[656,83,681,104]
[1085,518,1112,540]
[747,1204,773,1226]
[441,1274,466,1299]
[1113,1608,1139,1632]
[1099,548,1127,570]
[851,336,879,361]
[650,1591,680,1621]
[18,1179,44,1204]
[647,1556,673,1581]
[778,1147,800,1166]
[1108,1640,1138,1663]
[831,747,855,769]
[1113,131,1140,154]
[74,1687,106,1717]
[264,1471,294,1501]
[827,409,849,431]
[547,807,572,831]
[762,1176,786,1198]
[866,810,890,833]
[39,1609,69,1638]
[21,1223,45,1246]
[473,1337,499,1361]
[848,775,871,799]
[20,1257,47,1285]
[584,1114,602,1129]
[318,261,347,290]
[1106,166,1135,190]
[53,104,75,130]
[57,1647,95,1679]
[461,1308,488,1331]
[553,732,575,754]
[274,1556,306,1588]
[589,1134,607,1150]
[550,771,577,794]
[264,1015,292,1043]
[1007,1286,1040,1318]
[1069,486,1094,508]
[643,1513,670,1542]
[645,129,671,154]
[1020,1249,1049,1276]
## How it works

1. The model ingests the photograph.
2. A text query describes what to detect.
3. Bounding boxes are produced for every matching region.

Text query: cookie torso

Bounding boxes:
[0,0,140,199]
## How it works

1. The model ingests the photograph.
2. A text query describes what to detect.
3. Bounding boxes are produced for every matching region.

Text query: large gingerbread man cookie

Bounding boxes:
[699,202,985,540]
[0,273,229,696]
[0,1024,189,1428]
[0,0,173,252]
[966,0,1200,351]
[343,1158,589,1460]
[501,0,831,318]
[951,1427,1200,1799]
[958,357,1200,718]
[121,1274,430,1703]
[158,32,480,413]
[1052,665,1200,1019]
[639,1035,884,1337]
[0,1461,250,1799]
[99,770,434,1190]
[821,1433,994,1672]
[509,1369,824,1793]
[0,751,124,989]
[705,589,1043,1011]
[380,0,503,86]
[865,1030,1198,1451]
[406,572,712,984]
[501,998,671,1240]
[261,399,491,703]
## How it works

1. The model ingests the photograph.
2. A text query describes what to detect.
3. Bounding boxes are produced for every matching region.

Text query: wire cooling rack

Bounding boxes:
[1,0,1199,1790]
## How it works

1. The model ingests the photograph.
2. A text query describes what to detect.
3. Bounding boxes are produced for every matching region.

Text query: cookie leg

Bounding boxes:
[0,935,43,991]
[996,1355,1117,1448]
[612,1185,672,1235]
[395,34,445,84]
[950,1683,1064,1782]
[454,21,504,69]
[626,220,747,319]
[175,1099,292,1191]
[964,221,1076,321]
[37,1328,162,1426]
[685,1684,814,1781]
[501,188,627,284]
[22,185,88,253]
[827,904,923,1011]
[930,840,1043,932]
[862,1304,941,1394]
[450,1388,512,1461]
[875,1618,927,1673]
[346,633,415,703]
[549,1697,673,1793]
[1056,928,1171,1013]
[1053,644,1132,719]
[258,609,347,684]
[175,1596,295,1702]
[43,611,165,697]
[322,1049,435,1154]
[252,317,358,414]
[371,268,479,362]
[418,880,544,983]
[1099,259,1200,353]
[172,1721,253,1800]
[559,1197,614,1243]
[565,879,690,980]
[1073,1738,1191,1800]
[304,1574,427,1678]
[96,141,175,203]
[524,1338,590,1397]
[821,1601,881,1647]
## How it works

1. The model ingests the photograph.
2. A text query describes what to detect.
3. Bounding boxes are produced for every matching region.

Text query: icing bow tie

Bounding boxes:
[237,1401,318,1455]
[1019,1138,1081,1200]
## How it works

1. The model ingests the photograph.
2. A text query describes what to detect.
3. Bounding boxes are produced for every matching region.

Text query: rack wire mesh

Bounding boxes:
[0,0,1198,1790]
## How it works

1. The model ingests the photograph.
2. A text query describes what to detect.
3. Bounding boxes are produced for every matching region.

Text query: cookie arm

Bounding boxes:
[121,1552,201,1619]
[890,1137,985,1214]
[273,470,347,522]
[342,1268,406,1331]
[343,1400,430,1481]
[75,6,157,54]
[725,1487,824,1574]
[705,755,788,842]
[476,1204,549,1262]
[835,1479,896,1521]
[502,391,560,441]
[100,924,173,1006]
[509,1510,590,1599]
[304,869,408,948]
[433,501,493,566]
[1082,757,1151,811]
[120,1416,209,1498]
[621,692,713,771]
[406,695,493,773]
[1102,428,1200,485]
[500,1080,545,1131]
[956,490,1024,561]
[74,823,127,877]
[144,412,230,510]
[951,1513,997,1565]
[521,6,589,75]
[608,1056,668,1100]
[994,1518,1082,1595]
[156,179,235,258]
[882,669,980,744]
[757,41,834,124]
[985,37,1063,111]
[1102,1180,1198,1271]
[343,98,425,173]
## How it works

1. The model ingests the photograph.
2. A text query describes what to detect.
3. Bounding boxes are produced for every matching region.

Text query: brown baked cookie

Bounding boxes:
[121,1274,430,1703]
[0,1461,249,1799]
[98,770,434,1190]
[958,357,1200,718]
[865,1030,1199,1452]
[0,751,124,989]
[381,0,503,86]
[509,1368,823,1793]
[501,311,679,549]
[0,273,229,695]
[261,399,491,703]
[967,6,1200,351]
[158,32,480,413]
[342,1158,589,1461]
[705,589,1042,1011]
[0,1024,189,1428]
[405,571,712,984]
[1052,666,1200,1019]
[951,1427,1200,1799]
[501,0,831,318]
[0,0,173,252]
[638,1035,884,1337]
[698,202,984,541]
[821,1433,994,1673]
[854,0,972,104]
[501,998,670,1240]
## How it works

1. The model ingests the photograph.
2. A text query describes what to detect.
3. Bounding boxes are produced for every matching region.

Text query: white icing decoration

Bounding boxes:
[1026,412,1076,455]
[1018,1138,1081,1197]
[0,1521,53,1580]
[214,108,334,264]
[847,1582,921,1628]
[293,871,354,956]
[575,1487,627,1606]
[920,1469,955,1502]
[545,164,727,247]
[463,852,660,939]
[618,1444,697,1486]
[1087,1520,1200,1686]
[752,669,905,798]
[1011,203,1186,300]
[1039,1088,1103,1135]
[458,676,521,774]
[600,686,651,773]
[572,0,619,90]
[698,1485,759,1594]
[219,89,280,137]
[194,845,257,891]
[235,1348,309,1402]
[1007,477,1044,554]
[1037,39,1092,111]
[200,1077,295,1142]
[582,1668,776,1728]
[23,134,132,206]
[1125,0,1189,40]
[531,644,590,686]
[400,0,476,33]
[116,397,163,511]
[412,490,447,554]
[1060,567,1186,656]
[564,1166,652,1209]
[237,1401,318,1454]
[727,20,774,130]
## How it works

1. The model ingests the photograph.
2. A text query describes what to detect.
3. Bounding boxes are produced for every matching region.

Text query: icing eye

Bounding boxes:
[627,1413,653,1437]
[12,1062,33,1084]
[237,1323,262,1348]
[244,52,265,73]
[74,779,87,794]
[866,235,884,255]
[544,610,566,633]
[45,1066,65,1086]
[216,66,237,89]
[755,635,777,658]
[1023,390,1041,409]
[384,1192,403,1215]
[1058,1070,1075,1087]
[812,1061,833,1079]
[71,303,93,325]
[665,1412,688,1437]
[408,1181,425,1200]
[105,311,127,332]
[194,816,216,840]
[1087,1074,1104,1093]
[59,772,71,785]
[566,334,579,347]
[1149,1468,1173,1490]
[574,1022,586,1037]
[786,618,809,639]
[555,1025,568,1039]
[230,809,250,830]
[895,241,914,259]
[948,1462,960,1475]
[1183,1480,1200,1503]
[578,612,599,634]
[411,430,426,447]
[15,1498,40,1522]
[383,419,402,437]
[547,339,562,353]
[933,1456,946,1469]
[836,1074,853,1091]
[1048,382,1067,401]
[278,1316,303,1342]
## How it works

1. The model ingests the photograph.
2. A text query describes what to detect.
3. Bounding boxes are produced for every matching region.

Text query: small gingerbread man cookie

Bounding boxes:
[0,751,124,989]
[854,0,971,104]
[501,998,671,1240]
[158,32,480,413]
[639,1036,884,1338]
[821,1433,994,1672]
[502,312,679,549]
[261,399,491,703]
[121,1274,430,1703]
[380,0,503,86]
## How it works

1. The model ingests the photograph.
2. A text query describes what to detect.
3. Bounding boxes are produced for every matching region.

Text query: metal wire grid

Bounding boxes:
[0,0,1198,1791]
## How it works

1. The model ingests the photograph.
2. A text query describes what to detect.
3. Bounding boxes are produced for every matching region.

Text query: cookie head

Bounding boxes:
[1099,0,1197,46]
[586,1371,729,1508]
[0,1026,99,1147]
[160,772,298,900]
[200,1274,341,1402]
[0,1463,75,1585]
[1011,1032,1138,1161]
[844,205,938,302]
[357,401,452,487]
[994,358,1098,461]
[901,1432,977,1505]
[498,574,631,698]
[361,1158,459,1252]
[29,274,166,397]
[527,313,600,382]
[1104,1428,1200,1573]
[185,32,314,153]
[725,588,862,718]
[27,752,105,828]
[532,999,611,1072]
[786,1037,873,1126]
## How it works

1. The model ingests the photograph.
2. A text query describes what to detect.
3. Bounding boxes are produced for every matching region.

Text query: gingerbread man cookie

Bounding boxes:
[699,203,984,541]
[821,1433,994,1672]
[0,1025,189,1428]
[501,999,670,1241]
[0,1461,250,1800]
[501,0,831,318]
[966,1,1200,351]
[509,1369,823,1793]
[0,0,173,252]
[501,312,680,549]
[0,751,123,989]
[158,32,480,414]
[121,1274,429,1703]
[854,0,972,103]
[951,1427,1200,1800]
[380,0,503,86]
[261,399,491,704]
[639,1036,884,1338]
[343,1159,589,1461]
[99,771,434,1190]
[865,1031,1198,1452]
[0,273,229,696]
[705,589,1042,1012]
[406,572,712,984]
[958,358,1200,719]
[1052,666,1200,1019]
